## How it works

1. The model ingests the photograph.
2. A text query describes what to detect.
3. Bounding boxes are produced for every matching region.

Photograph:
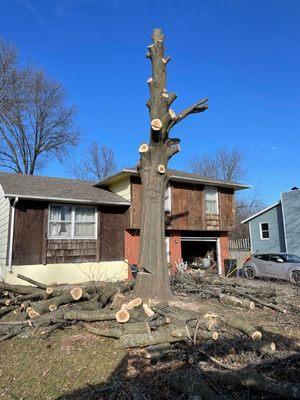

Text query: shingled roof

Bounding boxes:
[97,167,250,191]
[0,172,130,205]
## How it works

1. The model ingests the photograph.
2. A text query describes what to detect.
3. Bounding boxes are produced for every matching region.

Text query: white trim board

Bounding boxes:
[241,201,281,224]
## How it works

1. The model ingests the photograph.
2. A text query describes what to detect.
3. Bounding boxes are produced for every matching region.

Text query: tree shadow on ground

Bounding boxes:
[55,328,300,400]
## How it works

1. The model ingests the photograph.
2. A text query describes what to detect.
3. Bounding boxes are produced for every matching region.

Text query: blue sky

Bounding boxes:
[1,0,299,204]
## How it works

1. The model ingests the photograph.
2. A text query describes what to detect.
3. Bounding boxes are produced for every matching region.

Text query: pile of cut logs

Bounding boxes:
[1,273,300,399]
[171,271,299,314]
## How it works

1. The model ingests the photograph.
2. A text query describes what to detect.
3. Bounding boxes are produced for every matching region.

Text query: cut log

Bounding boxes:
[64,309,116,322]
[129,303,149,322]
[150,118,162,131]
[115,309,130,323]
[116,325,190,348]
[16,274,48,290]
[0,305,15,318]
[143,303,155,317]
[29,287,86,317]
[0,282,44,296]
[121,303,134,311]
[219,294,255,310]
[140,343,172,362]
[28,309,41,319]
[82,323,123,339]
[44,287,54,300]
[49,304,57,312]
[124,321,151,335]
[148,316,170,329]
[110,293,126,310]
[225,318,262,341]
[70,287,84,301]
[128,297,143,308]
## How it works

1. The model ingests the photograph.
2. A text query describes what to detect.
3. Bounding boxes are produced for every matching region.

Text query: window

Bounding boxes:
[48,205,97,239]
[164,184,172,212]
[205,186,218,214]
[270,254,284,263]
[254,254,270,261]
[260,222,270,240]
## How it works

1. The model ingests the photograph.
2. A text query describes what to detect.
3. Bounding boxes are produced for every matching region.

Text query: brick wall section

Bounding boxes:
[220,233,229,275]
[124,230,140,266]
[169,231,182,274]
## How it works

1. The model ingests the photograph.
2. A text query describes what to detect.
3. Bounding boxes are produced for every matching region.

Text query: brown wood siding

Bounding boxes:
[46,239,97,264]
[128,178,235,232]
[170,182,205,230]
[12,200,46,265]
[130,177,142,229]
[219,188,235,231]
[99,206,126,261]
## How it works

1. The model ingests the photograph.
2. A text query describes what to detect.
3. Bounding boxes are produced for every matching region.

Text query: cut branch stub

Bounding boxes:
[151,118,162,131]
[147,77,153,84]
[169,109,176,119]
[157,165,166,174]
[139,144,149,153]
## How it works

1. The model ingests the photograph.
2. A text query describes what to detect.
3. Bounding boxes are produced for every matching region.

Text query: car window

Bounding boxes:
[254,254,269,261]
[282,254,300,263]
[270,254,285,263]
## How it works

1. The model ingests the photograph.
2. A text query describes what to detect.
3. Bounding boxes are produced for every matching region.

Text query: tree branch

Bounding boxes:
[167,97,208,132]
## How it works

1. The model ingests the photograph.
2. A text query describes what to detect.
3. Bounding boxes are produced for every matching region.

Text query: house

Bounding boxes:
[241,187,300,256]
[0,169,248,285]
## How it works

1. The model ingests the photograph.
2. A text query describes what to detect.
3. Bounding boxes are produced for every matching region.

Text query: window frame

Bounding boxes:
[204,186,219,215]
[164,183,172,212]
[259,222,270,240]
[48,203,98,240]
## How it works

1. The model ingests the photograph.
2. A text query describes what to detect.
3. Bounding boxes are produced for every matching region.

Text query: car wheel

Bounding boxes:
[289,270,300,285]
[244,266,256,280]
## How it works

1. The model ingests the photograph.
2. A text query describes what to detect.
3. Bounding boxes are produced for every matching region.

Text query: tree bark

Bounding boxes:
[133,28,208,300]
[116,324,190,348]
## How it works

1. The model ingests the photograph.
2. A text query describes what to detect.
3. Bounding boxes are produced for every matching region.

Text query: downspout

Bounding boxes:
[8,197,18,273]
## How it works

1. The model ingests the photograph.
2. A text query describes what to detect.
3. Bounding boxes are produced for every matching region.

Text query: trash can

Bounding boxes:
[224,259,237,277]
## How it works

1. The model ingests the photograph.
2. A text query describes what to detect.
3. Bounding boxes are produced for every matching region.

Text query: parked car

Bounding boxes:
[243,253,300,284]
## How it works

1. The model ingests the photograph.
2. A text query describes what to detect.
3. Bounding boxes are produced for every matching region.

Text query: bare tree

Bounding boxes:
[70,142,116,181]
[0,38,17,109]
[189,147,246,182]
[133,29,208,300]
[0,39,79,175]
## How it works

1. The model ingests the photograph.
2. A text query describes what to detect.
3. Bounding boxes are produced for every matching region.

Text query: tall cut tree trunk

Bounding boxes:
[133,29,208,300]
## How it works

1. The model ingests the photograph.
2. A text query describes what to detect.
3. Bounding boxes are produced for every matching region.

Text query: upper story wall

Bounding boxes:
[128,177,235,232]
[281,189,300,255]
[249,204,286,253]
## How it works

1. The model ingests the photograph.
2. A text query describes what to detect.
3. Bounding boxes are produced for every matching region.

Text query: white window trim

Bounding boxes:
[259,222,270,240]
[48,203,97,240]
[204,186,219,215]
[164,183,172,212]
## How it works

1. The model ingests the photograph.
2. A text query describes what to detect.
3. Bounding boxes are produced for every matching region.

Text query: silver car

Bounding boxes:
[243,253,300,284]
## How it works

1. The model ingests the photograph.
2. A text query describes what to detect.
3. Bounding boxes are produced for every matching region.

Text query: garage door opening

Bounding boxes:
[181,237,221,274]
